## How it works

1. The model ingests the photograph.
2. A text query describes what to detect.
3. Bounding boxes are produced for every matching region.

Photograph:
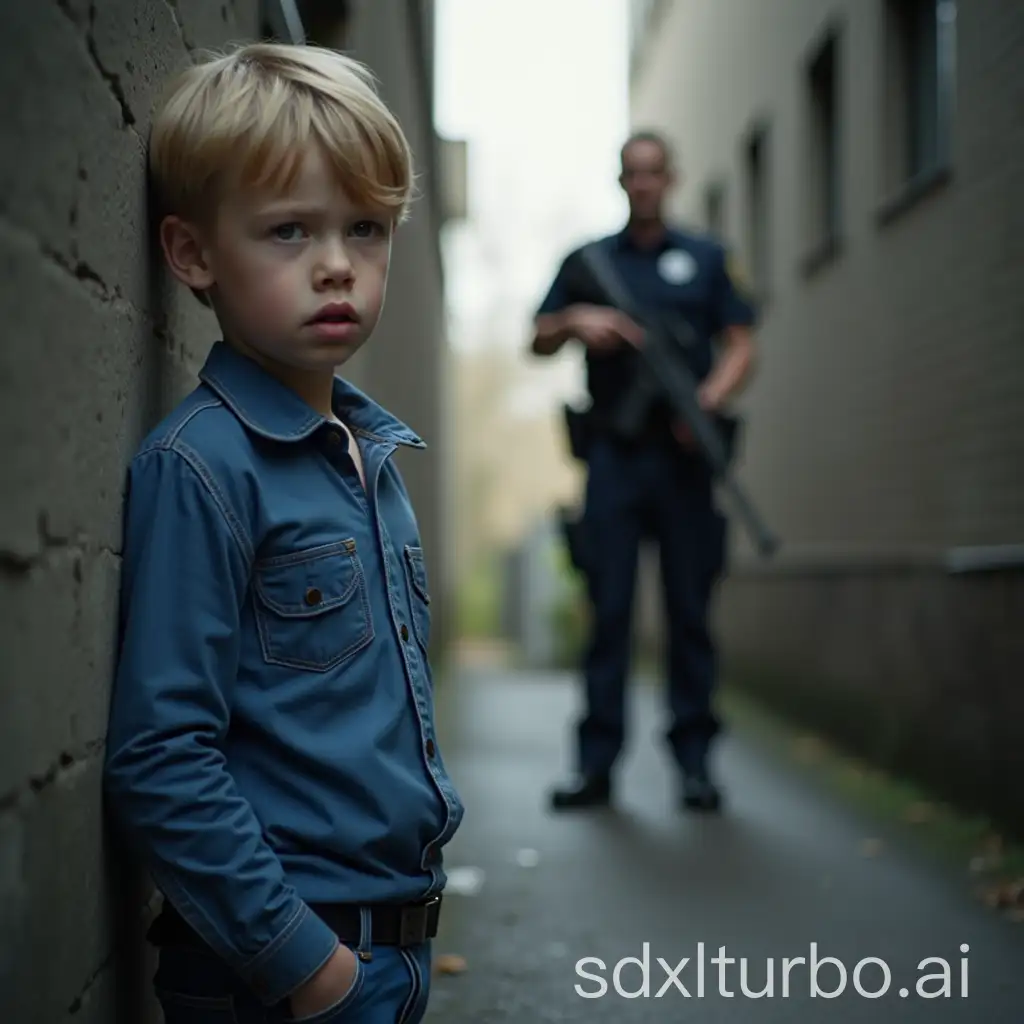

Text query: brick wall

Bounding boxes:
[629,0,1024,834]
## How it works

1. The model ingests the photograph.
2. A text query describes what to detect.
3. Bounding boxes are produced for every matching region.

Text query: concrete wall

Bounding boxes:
[0,2,449,1020]
[629,0,1024,835]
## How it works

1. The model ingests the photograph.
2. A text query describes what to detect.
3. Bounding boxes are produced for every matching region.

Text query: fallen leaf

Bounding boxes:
[977,879,1024,910]
[903,801,933,825]
[793,736,825,763]
[980,886,1003,909]
[435,953,468,975]
[860,838,884,858]
[980,834,1005,858]
[969,854,997,875]
[994,879,1023,908]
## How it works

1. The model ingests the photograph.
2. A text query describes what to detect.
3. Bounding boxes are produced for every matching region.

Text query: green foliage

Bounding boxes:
[455,552,502,640]
[545,541,589,668]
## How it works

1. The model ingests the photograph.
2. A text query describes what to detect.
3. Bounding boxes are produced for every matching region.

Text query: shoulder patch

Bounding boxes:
[725,251,754,297]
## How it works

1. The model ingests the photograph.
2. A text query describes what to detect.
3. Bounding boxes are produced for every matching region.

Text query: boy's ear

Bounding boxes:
[159,215,216,293]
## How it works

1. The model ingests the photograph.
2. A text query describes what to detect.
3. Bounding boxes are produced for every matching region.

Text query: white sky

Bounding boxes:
[434,0,631,369]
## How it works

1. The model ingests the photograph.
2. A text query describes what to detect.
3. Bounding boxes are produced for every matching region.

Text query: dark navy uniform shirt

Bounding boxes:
[537,225,757,434]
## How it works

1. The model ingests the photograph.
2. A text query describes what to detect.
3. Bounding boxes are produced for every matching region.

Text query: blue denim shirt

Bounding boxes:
[104,341,464,1006]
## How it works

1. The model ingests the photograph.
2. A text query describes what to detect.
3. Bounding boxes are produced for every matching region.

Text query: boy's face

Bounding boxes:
[163,144,393,375]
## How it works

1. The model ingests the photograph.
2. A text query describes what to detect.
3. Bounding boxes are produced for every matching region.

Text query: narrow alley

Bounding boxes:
[426,665,1024,1022]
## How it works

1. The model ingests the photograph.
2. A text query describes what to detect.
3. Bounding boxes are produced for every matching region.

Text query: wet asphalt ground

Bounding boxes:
[423,665,1024,1023]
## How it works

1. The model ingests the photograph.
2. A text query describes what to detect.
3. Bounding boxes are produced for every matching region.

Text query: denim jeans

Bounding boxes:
[153,929,432,1024]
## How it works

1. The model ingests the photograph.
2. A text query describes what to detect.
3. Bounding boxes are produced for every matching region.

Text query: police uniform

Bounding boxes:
[537,225,757,801]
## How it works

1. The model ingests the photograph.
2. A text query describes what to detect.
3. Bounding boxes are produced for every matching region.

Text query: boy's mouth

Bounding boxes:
[308,302,360,325]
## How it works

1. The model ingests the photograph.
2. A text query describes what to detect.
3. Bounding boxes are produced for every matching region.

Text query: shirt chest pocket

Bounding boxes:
[253,539,374,672]
[403,545,431,653]
[660,275,712,311]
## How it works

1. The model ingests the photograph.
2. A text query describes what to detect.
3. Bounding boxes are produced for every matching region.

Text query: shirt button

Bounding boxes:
[327,431,343,445]
[425,738,436,758]
[304,587,323,607]
[400,624,410,642]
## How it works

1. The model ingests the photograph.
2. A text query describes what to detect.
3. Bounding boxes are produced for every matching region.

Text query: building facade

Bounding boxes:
[0,2,455,1019]
[629,0,1024,834]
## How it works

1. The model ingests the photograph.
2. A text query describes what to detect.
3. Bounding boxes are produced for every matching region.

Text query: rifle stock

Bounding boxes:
[577,243,780,559]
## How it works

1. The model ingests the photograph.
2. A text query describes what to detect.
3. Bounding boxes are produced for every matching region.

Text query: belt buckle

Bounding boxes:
[398,896,440,946]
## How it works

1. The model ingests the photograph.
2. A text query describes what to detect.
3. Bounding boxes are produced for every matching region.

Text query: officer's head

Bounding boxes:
[619,131,675,223]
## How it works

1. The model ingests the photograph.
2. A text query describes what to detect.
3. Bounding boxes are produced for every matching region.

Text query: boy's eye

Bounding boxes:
[351,220,386,239]
[271,222,307,242]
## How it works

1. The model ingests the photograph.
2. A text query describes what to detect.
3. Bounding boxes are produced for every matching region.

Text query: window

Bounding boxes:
[880,0,956,219]
[744,124,771,302]
[704,181,727,239]
[803,29,842,271]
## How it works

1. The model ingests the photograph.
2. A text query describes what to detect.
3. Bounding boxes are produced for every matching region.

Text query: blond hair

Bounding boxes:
[149,43,415,224]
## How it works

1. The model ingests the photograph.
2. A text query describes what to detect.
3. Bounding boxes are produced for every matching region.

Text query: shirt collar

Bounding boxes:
[198,340,425,448]
[614,223,682,254]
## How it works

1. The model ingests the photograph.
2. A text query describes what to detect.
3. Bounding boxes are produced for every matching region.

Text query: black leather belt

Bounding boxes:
[149,895,442,950]
[312,896,442,946]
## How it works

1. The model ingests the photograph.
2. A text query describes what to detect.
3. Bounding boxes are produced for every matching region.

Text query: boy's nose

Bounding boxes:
[313,240,355,287]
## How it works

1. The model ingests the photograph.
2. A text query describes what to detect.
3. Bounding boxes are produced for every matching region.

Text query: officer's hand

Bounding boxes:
[696,382,723,412]
[672,420,698,452]
[566,304,643,352]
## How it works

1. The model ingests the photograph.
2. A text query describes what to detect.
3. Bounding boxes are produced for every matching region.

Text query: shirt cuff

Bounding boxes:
[242,903,340,1007]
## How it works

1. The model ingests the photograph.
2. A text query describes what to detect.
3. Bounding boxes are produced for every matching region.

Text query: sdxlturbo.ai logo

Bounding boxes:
[575,943,970,1000]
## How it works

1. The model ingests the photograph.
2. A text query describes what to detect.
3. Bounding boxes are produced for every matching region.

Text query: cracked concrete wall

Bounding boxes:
[0,2,262,1021]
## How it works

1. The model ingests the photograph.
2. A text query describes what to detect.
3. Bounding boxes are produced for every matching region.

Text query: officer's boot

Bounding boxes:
[548,773,612,811]
[681,772,722,813]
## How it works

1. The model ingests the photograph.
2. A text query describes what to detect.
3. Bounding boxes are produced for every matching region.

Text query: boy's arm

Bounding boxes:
[104,444,339,1007]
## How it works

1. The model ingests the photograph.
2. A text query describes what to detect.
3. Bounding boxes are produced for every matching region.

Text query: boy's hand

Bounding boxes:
[566,304,643,352]
[289,944,359,1018]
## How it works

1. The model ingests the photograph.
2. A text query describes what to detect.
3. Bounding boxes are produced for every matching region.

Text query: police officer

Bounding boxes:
[530,131,758,812]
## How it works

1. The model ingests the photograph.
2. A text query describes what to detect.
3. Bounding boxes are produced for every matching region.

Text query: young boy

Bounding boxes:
[104,42,464,1023]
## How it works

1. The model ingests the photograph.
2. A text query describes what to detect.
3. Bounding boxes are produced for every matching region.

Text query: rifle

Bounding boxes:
[576,242,780,559]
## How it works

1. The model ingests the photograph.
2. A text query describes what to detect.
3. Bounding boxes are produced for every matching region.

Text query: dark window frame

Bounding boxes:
[703,179,728,241]
[878,0,956,225]
[742,118,772,306]
[801,23,844,278]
